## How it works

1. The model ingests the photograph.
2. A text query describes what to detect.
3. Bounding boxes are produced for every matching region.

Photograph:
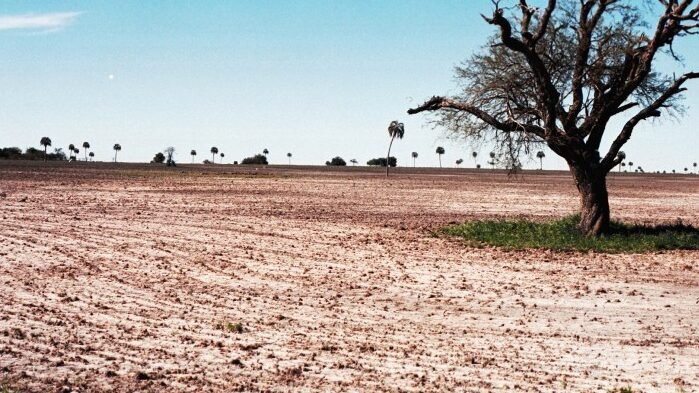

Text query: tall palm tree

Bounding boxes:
[40,137,52,161]
[436,146,445,168]
[489,151,496,169]
[89,152,95,161]
[74,148,79,160]
[536,151,545,170]
[263,148,269,158]
[113,143,122,162]
[190,149,197,163]
[617,151,626,172]
[82,142,90,161]
[386,120,405,176]
[694,162,697,174]
[220,152,225,163]
[210,147,218,163]
[68,143,75,161]
[287,152,292,165]
[412,152,418,167]
[628,162,634,172]
[350,158,358,166]
[471,151,478,167]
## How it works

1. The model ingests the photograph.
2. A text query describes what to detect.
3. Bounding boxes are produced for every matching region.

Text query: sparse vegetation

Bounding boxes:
[442,215,699,253]
[607,386,635,393]
[367,157,396,167]
[325,156,346,166]
[215,321,244,333]
[241,154,268,165]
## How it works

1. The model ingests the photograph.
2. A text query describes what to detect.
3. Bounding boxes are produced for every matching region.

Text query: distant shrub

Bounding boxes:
[152,152,165,164]
[325,156,346,166]
[241,154,268,165]
[367,157,397,167]
[0,147,24,160]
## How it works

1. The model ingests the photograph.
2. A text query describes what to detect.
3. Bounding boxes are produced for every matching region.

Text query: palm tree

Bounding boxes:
[489,151,496,169]
[350,158,358,166]
[74,148,79,159]
[436,146,445,168]
[88,152,95,161]
[471,151,478,167]
[190,149,197,163]
[287,152,292,165]
[456,158,463,167]
[617,151,626,172]
[628,162,634,171]
[82,142,90,161]
[694,162,697,174]
[263,148,269,158]
[39,137,52,161]
[113,143,122,162]
[386,120,405,176]
[220,152,225,163]
[412,152,418,167]
[68,143,75,161]
[210,147,218,163]
[536,151,545,170]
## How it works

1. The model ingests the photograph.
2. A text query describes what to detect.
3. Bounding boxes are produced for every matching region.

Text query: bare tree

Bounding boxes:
[165,146,176,166]
[408,0,699,236]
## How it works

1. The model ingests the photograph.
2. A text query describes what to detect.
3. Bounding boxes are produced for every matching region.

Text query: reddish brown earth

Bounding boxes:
[0,161,697,392]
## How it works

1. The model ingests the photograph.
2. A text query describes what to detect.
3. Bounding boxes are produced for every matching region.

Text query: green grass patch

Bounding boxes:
[441,215,699,253]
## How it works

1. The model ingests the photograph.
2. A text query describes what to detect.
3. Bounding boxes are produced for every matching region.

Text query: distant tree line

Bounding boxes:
[0,146,67,161]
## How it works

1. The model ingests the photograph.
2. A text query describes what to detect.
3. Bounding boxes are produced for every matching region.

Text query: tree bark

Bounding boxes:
[570,164,610,237]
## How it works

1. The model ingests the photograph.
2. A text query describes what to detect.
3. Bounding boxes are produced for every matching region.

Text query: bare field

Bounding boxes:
[1,161,698,392]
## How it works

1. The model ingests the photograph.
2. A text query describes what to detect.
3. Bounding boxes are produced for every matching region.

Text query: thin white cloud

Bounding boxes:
[0,12,82,33]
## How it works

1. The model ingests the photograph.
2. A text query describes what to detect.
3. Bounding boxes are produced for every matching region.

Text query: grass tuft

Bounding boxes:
[441,215,699,253]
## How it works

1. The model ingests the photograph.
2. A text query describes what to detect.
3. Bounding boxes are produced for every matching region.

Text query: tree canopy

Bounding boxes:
[409,0,699,236]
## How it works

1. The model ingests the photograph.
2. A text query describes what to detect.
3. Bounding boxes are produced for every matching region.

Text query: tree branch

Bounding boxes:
[482,5,562,135]
[407,96,546,139]
[601,71,699,171]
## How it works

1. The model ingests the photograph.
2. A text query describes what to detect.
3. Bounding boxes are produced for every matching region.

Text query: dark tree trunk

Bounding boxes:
[386,135,395,177]
[570,164,610,237]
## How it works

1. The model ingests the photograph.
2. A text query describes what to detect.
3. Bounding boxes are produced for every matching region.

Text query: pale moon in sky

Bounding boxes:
[108,74,115,80]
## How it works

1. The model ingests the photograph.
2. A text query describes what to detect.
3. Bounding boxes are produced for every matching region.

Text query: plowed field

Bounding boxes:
[1,161,697,392]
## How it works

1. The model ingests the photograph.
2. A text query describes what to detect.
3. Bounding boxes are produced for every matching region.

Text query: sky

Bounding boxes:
[0,0,697,171]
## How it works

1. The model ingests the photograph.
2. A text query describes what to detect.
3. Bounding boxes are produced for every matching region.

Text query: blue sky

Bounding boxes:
[0,1,697,171]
